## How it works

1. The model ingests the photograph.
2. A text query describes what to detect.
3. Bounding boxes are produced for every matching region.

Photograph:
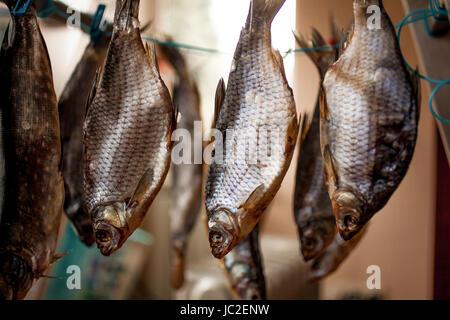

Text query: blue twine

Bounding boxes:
[34,0,450,124]
[13,0,32,16]
[395,0,450,124]
[90,5,106,44]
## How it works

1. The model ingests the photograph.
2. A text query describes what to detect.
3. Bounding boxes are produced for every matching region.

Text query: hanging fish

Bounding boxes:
[321,0,420,240]
[0,2,64,299]
[205,0,299,259]
[308,226,367,283]
[293,27,340,261]
[223,225,266,300]
[157,42,203,289]
[59,36,109,247]
[83,0,175,256]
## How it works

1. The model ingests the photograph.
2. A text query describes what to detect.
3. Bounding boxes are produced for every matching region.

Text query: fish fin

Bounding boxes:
[127,168,154,211]
[51,251,70,264]
[293,28,332,78]
[172,103,179,134]
[146,42,160,75]
[5,13,14,48]
[299,111,312,145]
[410,68,421,123]
[329,14,340,47]
[238,184,265,212]
[322,144,338,194]
[85,69,100,119]
[247,0,286,27]
[338,28,346,57]
[115,0,139,31]
[272,49,288,83]
[213,78,226,129]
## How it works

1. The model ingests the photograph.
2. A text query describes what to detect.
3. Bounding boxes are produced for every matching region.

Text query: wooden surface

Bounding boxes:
[402,0,450,165]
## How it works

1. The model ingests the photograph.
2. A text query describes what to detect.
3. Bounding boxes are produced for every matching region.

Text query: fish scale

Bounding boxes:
[83,0,173,256]
[205,0,298,259]
[321,0,419,240]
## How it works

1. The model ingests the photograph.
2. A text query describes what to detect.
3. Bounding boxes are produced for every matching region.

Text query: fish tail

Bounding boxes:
[293,28,336,80]
[247,0,286,29]
[114,0,140,31]
[158,38,187,76]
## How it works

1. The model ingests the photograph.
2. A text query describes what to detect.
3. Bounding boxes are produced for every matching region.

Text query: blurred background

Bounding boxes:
[1,0,448,300]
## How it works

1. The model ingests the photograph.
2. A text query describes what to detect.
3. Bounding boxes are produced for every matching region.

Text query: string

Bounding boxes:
[32,0,450,124]
[395,0,450,124]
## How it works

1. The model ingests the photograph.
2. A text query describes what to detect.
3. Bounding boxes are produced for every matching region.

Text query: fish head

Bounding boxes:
[208,208,239,259]
[300,219,335,262]
[92,202,128,256]
[0,253,34,300]
[333,191,366,240]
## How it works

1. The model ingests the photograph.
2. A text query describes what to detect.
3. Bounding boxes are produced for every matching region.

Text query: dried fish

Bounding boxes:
[158,42,203,289]
[293,27,340,261]
[321,0,420,240]
[309,226,367,283]
[223,225,266,300]
[0,2,64,299]
[83,0,174,256]
[59,37,109,247]
[205,0,299,259]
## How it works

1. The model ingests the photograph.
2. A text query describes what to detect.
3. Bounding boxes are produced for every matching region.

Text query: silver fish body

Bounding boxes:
[83,0,174,256]
[321,0,420,240]
[59,38,109,246]
[205,0,299,259]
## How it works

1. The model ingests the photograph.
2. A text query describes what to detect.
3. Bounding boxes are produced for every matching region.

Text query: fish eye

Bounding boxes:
[344,215,358,230]
[304,238,316,249]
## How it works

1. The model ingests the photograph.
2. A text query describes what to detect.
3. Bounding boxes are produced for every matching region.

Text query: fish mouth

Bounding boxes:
[301,231,324,262]
[209,227,234,259]
[208,209,239,259]
[337,209,362,241]
[93,221,123,256]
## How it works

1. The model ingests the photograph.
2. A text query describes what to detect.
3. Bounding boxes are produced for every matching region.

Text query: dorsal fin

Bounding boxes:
[213,78,226,129]
[85,68,101,119]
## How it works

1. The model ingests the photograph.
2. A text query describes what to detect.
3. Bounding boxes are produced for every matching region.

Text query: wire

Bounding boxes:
[395,0,450,124]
